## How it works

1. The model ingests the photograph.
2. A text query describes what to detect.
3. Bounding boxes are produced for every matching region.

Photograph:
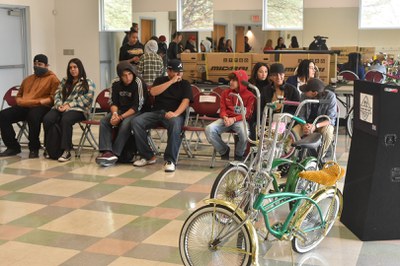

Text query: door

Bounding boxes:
[235,26,245,53]
[0,6,28,106]
[213,24,226,52]
[140,19,154,44]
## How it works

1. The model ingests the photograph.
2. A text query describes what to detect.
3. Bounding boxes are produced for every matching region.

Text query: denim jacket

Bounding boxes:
[298,90,337,126]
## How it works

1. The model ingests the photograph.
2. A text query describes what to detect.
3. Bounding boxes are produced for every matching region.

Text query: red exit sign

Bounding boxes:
[251,15,260,22]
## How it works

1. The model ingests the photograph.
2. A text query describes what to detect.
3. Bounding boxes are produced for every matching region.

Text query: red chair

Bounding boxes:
[365,70,385,83]
[76,88,111,157]
[1,86,28,142]
[338,70,359,81]
[211,85,230,96]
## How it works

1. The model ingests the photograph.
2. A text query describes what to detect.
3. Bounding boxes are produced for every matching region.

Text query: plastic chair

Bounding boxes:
[76,88,111,157]
[365,70,385,83]
[338,70,359,81]
[0,86,28,143]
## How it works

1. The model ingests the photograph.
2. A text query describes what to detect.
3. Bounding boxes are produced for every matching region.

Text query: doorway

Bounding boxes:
[235,26,245,53]
[0,6,28,103]
[140,19,155,44]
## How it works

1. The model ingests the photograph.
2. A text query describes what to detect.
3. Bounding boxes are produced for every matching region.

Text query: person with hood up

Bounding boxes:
[205,70,255,161]
[0,54,59,158]
[96,61,148,167]
[200,39,212,52]
[138,39,164,86]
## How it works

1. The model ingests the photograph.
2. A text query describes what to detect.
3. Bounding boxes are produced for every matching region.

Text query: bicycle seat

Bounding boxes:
[299,161,345,186]
[292,133,322,150]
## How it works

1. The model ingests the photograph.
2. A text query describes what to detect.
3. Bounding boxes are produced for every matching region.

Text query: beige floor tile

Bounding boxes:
[143,220,184,247]
[99,186,179,207]
[18,178,98,197]
[143,169,209,184]
[85,238,137,256]
[6,159,60,171]
[0,200,45,224]
[39,209,137,237]
[0,241,78,265]
[0,173,24,186]
[70,163,133,177]
[109,257,181,266]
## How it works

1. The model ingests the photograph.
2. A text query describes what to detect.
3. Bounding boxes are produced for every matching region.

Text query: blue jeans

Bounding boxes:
[98,112,137,156]
[205,118,248,157]
[131,110,184,164]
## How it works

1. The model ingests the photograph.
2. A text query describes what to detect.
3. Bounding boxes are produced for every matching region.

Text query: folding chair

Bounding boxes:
[75,88,111,157]
[338,70,359,81]
[0,86,29,143]
[211,85,230,96]
[365,70,385,83]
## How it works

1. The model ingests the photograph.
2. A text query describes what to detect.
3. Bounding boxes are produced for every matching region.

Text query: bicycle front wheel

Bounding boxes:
[346,109,354,138]
[292,188,341,253]
[179,204,253,266]
[210,164,249,208]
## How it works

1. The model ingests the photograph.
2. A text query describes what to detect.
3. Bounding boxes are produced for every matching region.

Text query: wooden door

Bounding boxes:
[235,26,245,53]
[213,24,226,52]
[140,19,154,44]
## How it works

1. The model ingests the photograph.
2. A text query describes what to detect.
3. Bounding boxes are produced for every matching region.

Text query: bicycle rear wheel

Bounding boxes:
[179,204,253,266]
[294,161,319,195]
[291,188,341,253]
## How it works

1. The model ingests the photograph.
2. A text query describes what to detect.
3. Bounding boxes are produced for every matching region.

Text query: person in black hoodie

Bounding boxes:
[119,30,144,66]
[96,62,148,167]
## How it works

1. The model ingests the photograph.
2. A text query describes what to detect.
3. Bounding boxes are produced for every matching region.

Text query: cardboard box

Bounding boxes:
[206,53,251,81]
[251,53,274,65]
[181,53,197,62]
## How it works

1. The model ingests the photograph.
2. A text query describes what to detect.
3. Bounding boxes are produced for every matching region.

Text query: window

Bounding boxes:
[100,0,132,31]
[359,0,400,29]
[262,0,303,30]
[177,0,214,31]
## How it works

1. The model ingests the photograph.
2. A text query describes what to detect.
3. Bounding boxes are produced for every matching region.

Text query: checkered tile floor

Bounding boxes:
[0,129,399,265]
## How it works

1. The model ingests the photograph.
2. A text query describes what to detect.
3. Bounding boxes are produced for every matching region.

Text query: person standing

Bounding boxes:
[275,37,287,50]
[119,30,144,66]
[167,32,183,60]
[131,59,193,172]
[138,40,164,86]
[0,54,59,158]
[43,58,95,162]
[225,39,234,53]
[205,70,255,161]
[244,36,252,52]
[122,22,139,46]
[96,62,148,167]
[184,36,197,53]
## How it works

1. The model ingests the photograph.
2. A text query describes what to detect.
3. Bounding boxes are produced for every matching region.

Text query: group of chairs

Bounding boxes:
[338,69,385,83]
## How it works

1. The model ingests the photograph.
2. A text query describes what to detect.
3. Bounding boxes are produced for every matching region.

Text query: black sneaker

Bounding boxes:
[43,149,50,159]
[221,147,230,160]
[58,151,71,162]
[29,150,39,159]
[0,148,21,157]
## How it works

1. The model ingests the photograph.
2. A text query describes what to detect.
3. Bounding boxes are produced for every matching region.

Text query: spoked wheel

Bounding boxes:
[346,109,354,138]
[294,161,319,196]
[210,164,249,208]
[179,204,253,266]
[292,188,341,253]
[280,129,298,159]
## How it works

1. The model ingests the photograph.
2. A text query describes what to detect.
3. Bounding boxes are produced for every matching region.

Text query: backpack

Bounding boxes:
[45,123,63,160]
[117,134,137,163]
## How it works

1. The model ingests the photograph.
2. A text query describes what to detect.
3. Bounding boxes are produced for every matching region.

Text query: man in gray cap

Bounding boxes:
[293,78,337,158]
[0,54,59,158]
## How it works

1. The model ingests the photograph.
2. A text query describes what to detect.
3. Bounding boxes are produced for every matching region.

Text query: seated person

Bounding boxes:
[369,59,386,74]
[292,78,337,158]
[0,54,59,158]
[261,63,300,115]
[43,58,95,162]
[96,62,148,167]
[205,70,255,161]
[340,52,365,79]
[131,59,193,172]
[286,59,317,95]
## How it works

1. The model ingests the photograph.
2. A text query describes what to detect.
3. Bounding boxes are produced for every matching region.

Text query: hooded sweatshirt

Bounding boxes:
[111,61,147,113]
[201,40,212,52]
[16,70,59,107]
[219,70,255,122]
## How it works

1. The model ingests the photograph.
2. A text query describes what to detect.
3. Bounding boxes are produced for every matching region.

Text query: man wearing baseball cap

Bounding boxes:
[0,54,59,158]
[293,78,337,158]
[131,59,192,172]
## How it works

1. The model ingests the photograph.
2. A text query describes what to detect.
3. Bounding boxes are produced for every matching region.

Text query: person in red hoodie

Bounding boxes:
[205,70,255,161]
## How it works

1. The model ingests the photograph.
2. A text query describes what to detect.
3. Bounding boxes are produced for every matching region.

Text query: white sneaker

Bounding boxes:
[164,161,176,172]
[58,151,71,162]
[133,156,157,167]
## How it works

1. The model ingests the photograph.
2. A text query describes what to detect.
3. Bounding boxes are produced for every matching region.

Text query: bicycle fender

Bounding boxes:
[228,161,249,170]
[272,158,293,169]
[299,157,319,170]
[204,198,259,265]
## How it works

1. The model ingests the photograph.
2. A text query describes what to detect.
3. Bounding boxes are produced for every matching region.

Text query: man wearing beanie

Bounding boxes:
[293,78,337,159]
[132,59,192,172]
[138,39,164,85]
[96,61,148,167]
[205,70,255,161]
[0,54,59,158]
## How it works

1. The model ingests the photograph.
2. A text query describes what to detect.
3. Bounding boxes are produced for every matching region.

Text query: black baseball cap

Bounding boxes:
[269,63,285,74]
[167,59,184,72]
[33,54,48,65]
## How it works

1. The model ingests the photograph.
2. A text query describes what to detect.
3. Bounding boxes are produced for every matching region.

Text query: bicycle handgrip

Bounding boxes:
[293,116,306,124]
[282,100,300,106]
[318,99,331,104]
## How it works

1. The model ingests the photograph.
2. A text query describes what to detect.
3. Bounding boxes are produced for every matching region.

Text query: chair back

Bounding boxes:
[338,70,359,81]
[191,85,201,98]
[1,86,20,110]
[95,88,112,112]
[211,86,230,96]
[191,92,220,116]
[365,70,385,83]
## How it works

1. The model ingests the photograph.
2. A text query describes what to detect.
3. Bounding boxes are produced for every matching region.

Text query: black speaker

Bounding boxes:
[341,80,400,241]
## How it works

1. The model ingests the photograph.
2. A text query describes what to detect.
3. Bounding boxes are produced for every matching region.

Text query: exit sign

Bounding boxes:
[251,15,260,22]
